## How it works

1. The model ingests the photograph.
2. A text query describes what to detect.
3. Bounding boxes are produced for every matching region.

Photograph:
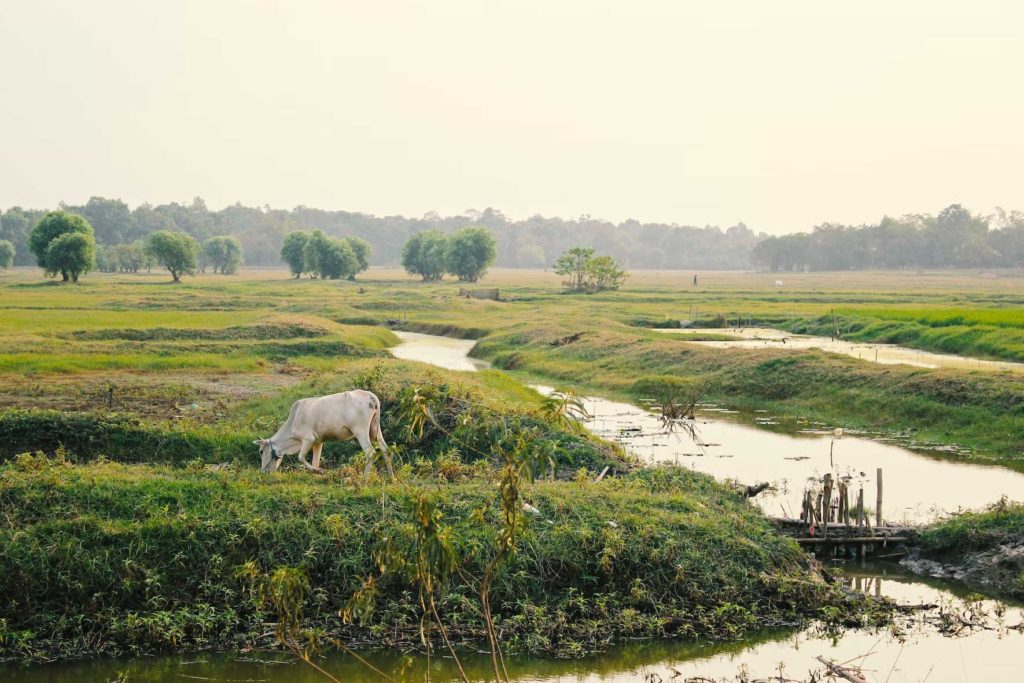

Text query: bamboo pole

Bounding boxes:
[876,468,883,527]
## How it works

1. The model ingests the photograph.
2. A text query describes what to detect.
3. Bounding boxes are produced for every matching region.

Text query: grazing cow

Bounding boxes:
[253,389,392,478]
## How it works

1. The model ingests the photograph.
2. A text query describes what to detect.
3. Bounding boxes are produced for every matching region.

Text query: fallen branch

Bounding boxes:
[814,656,867,683]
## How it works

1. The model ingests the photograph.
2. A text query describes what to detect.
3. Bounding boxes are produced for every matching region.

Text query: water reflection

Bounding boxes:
[653,327,1024,374]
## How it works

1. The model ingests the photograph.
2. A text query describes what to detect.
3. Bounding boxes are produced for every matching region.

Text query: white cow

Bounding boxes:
[253,389,392,478]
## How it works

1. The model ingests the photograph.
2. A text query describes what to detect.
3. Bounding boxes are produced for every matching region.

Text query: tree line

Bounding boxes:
[4,198,1024,273]
[0,197,762,270]
[752,205,1024,271]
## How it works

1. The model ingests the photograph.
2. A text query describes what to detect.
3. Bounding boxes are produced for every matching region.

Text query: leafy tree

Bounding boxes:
[203,236,243,274]
[401,230,449,281]
[146,230,199,282]
[553,247,627,292]
[0,207,45,266]
[302,230,331,279]
[77,196,135,244]
[553,247,594,292]
[318,237,359,280]
[588,255,627,291]
[44,232,95,282]
[95,244,117,272]
[344,236,372,279]
[280,231,310,278]
[29,211,95,281]
[116,243,146,272]
[0,239,14,269]
[446,227,497,282]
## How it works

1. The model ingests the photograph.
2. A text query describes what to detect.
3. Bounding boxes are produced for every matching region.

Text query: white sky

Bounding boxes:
[1,0,1021,234]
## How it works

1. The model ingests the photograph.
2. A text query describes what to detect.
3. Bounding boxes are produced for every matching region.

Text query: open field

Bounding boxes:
[1,266,1022,458]
[1,265,1021,663]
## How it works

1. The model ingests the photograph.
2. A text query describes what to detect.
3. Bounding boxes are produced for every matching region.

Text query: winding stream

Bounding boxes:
[390,331,1024,524]
[653,327,1024,374]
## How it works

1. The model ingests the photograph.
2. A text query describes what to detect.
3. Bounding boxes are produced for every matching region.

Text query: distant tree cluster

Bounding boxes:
[279,230,371,280]
[553,247,628,293]
[401,227,497,282]
[753,205,1024,271]
[96,242,147,273]
[0,198,762,270]
[0,239,14,269]
[202,236,244,274]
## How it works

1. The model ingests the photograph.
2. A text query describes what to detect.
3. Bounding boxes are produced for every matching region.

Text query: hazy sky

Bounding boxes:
[1,1,1021,234]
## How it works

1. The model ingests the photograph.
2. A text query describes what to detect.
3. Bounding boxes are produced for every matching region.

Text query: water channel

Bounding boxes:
[652,327,1024,374]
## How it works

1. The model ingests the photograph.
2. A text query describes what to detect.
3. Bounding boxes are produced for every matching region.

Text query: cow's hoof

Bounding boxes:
[312,467,325,475]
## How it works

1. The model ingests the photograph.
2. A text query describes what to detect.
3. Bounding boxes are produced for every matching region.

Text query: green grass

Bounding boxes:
[919,499,1024,556]
[473,325,1024,466]
[0,457,871,662]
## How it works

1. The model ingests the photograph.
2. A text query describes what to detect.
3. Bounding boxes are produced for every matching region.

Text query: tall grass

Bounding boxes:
[0,458,870,662]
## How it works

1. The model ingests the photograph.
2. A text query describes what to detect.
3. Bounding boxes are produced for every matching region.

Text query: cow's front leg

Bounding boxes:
[311,442,324,472]
[297,439,317,472]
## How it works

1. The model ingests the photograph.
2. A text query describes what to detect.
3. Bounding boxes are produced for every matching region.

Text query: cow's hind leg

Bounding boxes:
[311,442,324,472]
[357,428,383,479]
[370,409,394,478]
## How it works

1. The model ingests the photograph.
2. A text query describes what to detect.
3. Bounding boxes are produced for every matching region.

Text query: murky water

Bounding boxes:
[653,327,1024,373]
[6,564,1022,682]
[391,331,1024,524]
[535,384,1024,524]
[390,331,491,371]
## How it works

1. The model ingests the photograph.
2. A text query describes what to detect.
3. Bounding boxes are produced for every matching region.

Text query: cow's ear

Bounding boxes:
[252,439,265,445]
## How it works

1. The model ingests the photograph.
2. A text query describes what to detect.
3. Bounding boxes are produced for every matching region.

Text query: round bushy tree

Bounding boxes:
[401,230,449,281]
[302,230,331,279]
[146,230,199,282]
[344,236,372,279]
[0,239,14,269]
[446,226,497,282]
[45,232,96,282]
[203,236,243,274]
[280,231,310,278]
[319,237,359,280]
[29,211,95,281]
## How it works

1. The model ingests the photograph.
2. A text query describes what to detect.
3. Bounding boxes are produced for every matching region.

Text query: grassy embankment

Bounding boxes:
[914,500,1024,598]
[0,456,873,663]
[473,324,1024,467]
[0,271,882,663]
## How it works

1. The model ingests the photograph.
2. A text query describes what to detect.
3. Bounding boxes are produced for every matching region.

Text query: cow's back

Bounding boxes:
[288,390,376,441]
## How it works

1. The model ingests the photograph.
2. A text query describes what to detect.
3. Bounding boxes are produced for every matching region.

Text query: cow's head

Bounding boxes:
[253,439,282,473]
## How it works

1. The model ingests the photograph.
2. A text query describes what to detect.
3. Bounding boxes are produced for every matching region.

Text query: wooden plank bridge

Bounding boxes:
[771,467,917,559]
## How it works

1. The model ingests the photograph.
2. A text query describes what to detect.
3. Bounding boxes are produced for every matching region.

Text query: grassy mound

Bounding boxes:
[474,326,1024,465]
[919,499,1024,556]
[0,459,873,662]
[0,360,627,476]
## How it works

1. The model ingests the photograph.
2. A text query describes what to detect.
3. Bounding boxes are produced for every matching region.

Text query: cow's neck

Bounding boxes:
[270,431,301,455]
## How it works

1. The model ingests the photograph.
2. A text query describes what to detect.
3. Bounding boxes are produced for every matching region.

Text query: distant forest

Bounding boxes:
[1,198,1022,271]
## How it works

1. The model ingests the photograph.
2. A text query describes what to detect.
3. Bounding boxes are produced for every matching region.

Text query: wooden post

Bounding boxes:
[822,474,833,523]
[875,468,883,527]
[856,488,863,528]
